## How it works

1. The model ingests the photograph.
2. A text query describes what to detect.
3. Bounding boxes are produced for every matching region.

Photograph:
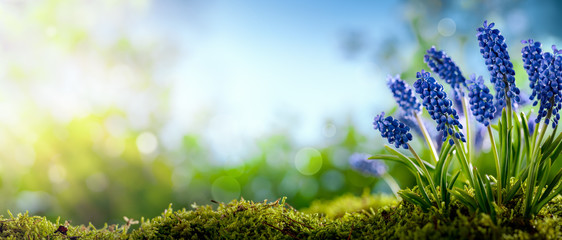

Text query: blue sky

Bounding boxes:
[145,1,415,160]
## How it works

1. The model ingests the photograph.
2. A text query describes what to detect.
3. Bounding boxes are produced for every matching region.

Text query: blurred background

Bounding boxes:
[1,0,562,226]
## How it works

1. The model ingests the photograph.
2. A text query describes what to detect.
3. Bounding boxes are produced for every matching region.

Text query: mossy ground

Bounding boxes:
[2,194,562,239]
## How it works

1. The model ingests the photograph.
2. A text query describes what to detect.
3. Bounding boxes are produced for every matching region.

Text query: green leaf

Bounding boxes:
[535,181,562,214]
[451,188,477,212]
[484,175,495,204]
[439,137,453,162]
[448,170,461,190]
[541,133,562,164]
[501,128,512,188]
[473,168,491,213]
[383,146,427,177]
[414,172,433,205]
[524,153,542,217]
[512,114,523,177]
[537,167,562,205]
[369,154,416,173]
[398,190,431,212]
[443,170,460,206]
[534,158,552,204]
[520,112,532,163]
[440,151,455,187]
[435,142,455,185]
[505,166,529,202]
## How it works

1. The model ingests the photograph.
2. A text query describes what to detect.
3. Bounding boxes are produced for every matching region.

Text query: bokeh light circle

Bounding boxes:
[294,147,323,175]
[323,123,336,138]
[136,131,158,155]
[438,18,456,37]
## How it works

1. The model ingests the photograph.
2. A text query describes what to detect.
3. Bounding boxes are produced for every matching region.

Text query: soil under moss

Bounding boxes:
[2,194,562,239]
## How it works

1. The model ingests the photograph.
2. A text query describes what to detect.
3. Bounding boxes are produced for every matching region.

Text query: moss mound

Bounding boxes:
[2,194,562,239]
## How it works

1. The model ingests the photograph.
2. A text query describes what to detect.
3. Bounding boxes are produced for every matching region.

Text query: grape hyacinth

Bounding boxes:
[348,153,387,177]
[387,75,422,116]
[373,112,413,149]
[424,46,467,98]
[413,70,466,145]
[522,39,543,102]
[534,46,562,127]
[477,21,521,107]
[397,114,423,137]
[468,75,496,126]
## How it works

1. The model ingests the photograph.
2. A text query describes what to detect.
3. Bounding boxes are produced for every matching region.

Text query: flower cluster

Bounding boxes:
[373,112,413,149]
[413,70,465,145]
[534,46,562,127]
[361,20,562,220]
[424,46,467,98]
[468,75,496,126]
[387,75,421,116]
[348,153,387,177]
[522,39,543,102]
[477,21,521,107]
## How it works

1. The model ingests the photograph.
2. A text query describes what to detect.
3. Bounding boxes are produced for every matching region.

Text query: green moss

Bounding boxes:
[0,211,129,239]
[2,194,562,239]
[302,192,397,218]
[128,195,562,239]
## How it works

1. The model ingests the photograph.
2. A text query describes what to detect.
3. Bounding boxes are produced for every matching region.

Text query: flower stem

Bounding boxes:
[452,137,474,187]
[488,125,502,205]
[506,98,513,128]
[533,109,552,158]
[408,143,439,203]
[461,96,472,163]
[415,113,439,164]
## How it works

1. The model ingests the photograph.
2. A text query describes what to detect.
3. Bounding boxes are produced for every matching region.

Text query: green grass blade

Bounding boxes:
[535,182,562,214]
[436,144,455,187]
[439,137,453,162]
[473,168,491,213]
[383,146,425,176]
[451,188,478,211]
[524,153,542,218]
[398,190,431,212]
[541,134,562,164]
[520,112,532,160]
[369,154,414,169]
[448,170,461,190]
[537,167,562,205]
[505,166,529,202]
[414,172,432,205]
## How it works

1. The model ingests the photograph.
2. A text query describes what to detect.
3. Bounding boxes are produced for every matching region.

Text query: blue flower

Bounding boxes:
[348,153,387,177]
[468,75,496,126]
[522,39,543,102]
[397,113,423,137]
[387,75,421,116]
[424,46,467,98]
[413,70,466,145]
[373,112,413,149]
[477,20,521,108]
[534,46,562,128]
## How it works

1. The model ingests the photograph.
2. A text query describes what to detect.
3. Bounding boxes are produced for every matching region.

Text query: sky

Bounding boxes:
[144,0,415,161]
